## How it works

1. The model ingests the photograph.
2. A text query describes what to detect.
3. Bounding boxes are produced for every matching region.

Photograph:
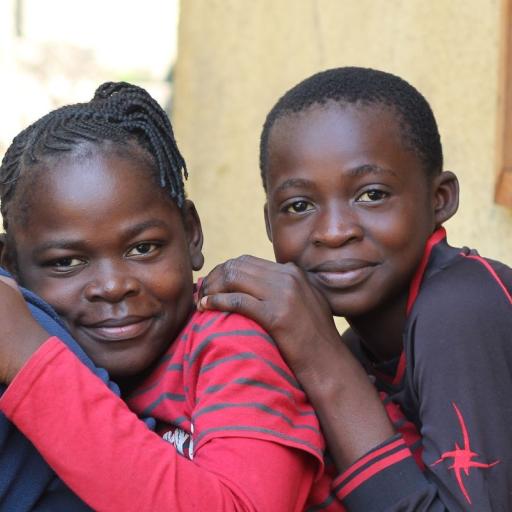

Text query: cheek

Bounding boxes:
[154,278,190,306]
[370,217,412,251]
[272,228,307,264]
[366,213,431,279]
[33,281,80,315]
[151,258,193,305]
[18,266,101,321]
[367,201,429,249]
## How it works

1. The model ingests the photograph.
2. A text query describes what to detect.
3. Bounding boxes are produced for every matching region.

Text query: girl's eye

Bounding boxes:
[285,200,314,214]
[127,242,159,257]
[52,257,84,271]
[356,189,388,202]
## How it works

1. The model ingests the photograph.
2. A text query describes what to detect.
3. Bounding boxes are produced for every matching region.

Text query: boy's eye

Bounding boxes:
[285,200,314,214]
[126,242,159,257]
[356,189,388,202]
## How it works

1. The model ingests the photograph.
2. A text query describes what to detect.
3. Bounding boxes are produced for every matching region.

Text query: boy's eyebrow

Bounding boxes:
[346,164,398,178]
[273,165,398,194]
[274,178,312,194]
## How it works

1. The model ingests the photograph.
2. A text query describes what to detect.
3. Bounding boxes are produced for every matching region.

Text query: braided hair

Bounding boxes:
[0,82,187,232]
[260,67,443,189]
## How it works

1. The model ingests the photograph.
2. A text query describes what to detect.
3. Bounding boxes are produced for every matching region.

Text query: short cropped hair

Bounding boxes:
[260,67,443,189]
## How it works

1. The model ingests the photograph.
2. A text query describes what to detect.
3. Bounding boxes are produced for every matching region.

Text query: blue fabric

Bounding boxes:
[0,268,121,511]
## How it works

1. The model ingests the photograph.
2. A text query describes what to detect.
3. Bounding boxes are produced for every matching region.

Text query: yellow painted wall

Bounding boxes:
[173,0,512,276]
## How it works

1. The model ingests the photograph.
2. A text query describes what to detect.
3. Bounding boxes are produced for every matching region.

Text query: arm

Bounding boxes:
[0,272,114,511]
[197,256,395,472]
[0,279,319,512]
[197,257,468,511]
[0,276,48,383]
[304,259,512,511]
[1,343,314,511]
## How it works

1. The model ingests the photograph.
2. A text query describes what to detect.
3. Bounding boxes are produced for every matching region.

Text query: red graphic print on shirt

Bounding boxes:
[431,402,500,504]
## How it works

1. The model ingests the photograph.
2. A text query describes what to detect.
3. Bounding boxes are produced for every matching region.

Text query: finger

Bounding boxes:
[199,258,262,296]
[200,256,288,299]
[198,292,268,326]
[303,271,334,304]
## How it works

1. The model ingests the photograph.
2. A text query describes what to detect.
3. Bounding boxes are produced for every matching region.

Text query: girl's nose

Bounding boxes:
[84,264,141,303]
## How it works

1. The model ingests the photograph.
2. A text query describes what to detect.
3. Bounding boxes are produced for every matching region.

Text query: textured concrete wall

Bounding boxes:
[173,0,512,273]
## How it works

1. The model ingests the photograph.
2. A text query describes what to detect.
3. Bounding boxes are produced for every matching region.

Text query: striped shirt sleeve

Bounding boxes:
[183,311,325,465]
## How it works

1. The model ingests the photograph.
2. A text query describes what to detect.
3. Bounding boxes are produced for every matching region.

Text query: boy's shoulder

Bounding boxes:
[399,245,512,423]
[414,245,512,317]
[408,245,512,362]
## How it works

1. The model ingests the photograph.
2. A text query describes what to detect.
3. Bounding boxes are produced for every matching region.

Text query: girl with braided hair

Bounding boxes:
[0,82,327,511]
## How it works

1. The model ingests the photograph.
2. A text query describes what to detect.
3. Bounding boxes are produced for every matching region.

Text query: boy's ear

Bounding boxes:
[182,200,204,271]
[263,203,273,242]
[433,171,459,227]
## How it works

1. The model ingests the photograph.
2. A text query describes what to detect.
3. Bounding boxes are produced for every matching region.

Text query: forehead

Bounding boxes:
[269,102,405,161]
[265,103,424,189]
[12,150,180,236]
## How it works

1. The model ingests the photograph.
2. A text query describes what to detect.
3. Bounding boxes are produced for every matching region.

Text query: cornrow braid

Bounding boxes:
[0,82,187,231]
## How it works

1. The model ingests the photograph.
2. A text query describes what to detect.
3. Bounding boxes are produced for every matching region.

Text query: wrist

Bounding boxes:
[292,341,395,471]
[293,336,360,396]
[3,324,50,384]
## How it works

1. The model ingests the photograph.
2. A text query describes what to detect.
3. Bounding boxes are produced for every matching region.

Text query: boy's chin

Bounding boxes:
[322,293,367,319]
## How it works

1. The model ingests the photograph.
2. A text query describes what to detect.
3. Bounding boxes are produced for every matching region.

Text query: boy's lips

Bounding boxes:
[81,316,154,342]
[308,259,378,289]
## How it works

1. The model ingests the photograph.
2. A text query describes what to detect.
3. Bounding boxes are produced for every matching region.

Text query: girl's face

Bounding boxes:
[5,149,203,383]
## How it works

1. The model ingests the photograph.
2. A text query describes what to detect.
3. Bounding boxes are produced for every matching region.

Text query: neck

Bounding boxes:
[115,372,148,397]
[347,293,408,361]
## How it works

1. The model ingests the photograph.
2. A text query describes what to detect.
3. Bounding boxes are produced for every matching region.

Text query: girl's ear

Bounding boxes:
[264,203,273,242]
[182,200,204,271]
[433,171,459,227]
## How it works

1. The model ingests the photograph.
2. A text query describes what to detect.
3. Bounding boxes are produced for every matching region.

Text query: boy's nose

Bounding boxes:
[312,207,363,247]
[84,264,141,303]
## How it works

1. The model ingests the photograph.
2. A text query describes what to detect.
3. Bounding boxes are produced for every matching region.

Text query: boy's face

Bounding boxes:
[264,103,438,320]
[6,150,203,380]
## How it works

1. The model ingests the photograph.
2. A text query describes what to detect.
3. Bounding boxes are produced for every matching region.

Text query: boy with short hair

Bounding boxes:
[199,67,512,510]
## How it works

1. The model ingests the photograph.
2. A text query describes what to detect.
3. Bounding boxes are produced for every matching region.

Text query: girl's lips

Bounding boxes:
[83,317,153,342]
[311,265,376,289]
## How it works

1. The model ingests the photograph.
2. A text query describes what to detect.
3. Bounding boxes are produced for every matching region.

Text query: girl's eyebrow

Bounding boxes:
[121,219,172,240]
[32,239,85,255]
[32,220,172,256]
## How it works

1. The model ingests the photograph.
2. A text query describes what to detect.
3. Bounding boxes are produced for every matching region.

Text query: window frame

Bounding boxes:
[495,0,512,206]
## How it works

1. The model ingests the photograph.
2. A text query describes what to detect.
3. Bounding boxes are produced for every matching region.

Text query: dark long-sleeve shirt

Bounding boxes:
[336,228,512,511]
